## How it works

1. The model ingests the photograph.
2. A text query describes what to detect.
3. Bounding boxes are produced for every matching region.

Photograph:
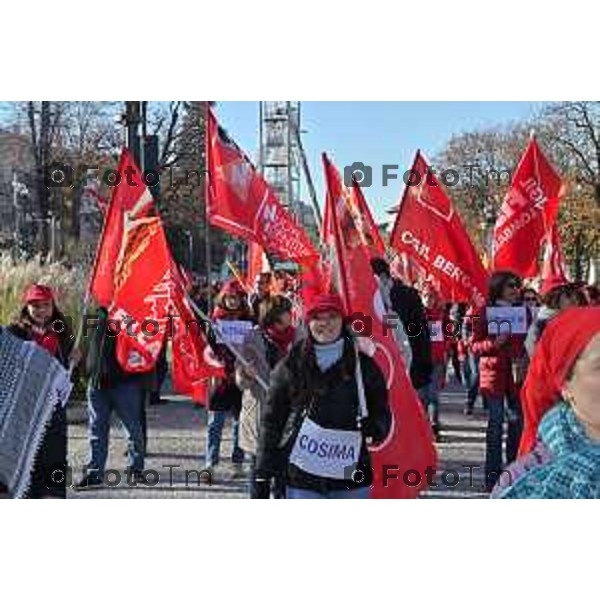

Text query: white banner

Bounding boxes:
[289,417,362,480]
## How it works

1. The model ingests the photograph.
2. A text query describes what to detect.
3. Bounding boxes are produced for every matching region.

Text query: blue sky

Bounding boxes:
[216,101,547,224]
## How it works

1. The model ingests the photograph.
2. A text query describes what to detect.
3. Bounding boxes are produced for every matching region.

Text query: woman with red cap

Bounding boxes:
[204,280,254,477]
[7,284,74,498]
[253,292,391,499]
[492,307,600,498]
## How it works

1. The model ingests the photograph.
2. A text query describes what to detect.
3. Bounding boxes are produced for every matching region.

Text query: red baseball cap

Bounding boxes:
[305,292,346,320]
[23,284,54,304]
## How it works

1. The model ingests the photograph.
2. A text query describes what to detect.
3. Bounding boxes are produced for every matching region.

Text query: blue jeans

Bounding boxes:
[483,392,523,490]
[87,381,145,477]
[287,486,371,499]
[205,410,244,467]
[464,354,481,409]
[418,362,444,427]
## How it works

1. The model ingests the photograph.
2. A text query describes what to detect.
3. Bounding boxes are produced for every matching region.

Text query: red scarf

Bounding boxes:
[31,326,61,358]
[520,307,600,455]
[265,325,296,355]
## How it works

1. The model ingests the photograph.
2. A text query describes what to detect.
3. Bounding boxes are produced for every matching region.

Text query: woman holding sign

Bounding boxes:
[253,292,391,499]
[472,271,530,492]
[204,280,254,478]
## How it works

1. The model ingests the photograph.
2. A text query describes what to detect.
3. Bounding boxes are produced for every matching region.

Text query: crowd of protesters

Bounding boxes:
[1,263,599,499]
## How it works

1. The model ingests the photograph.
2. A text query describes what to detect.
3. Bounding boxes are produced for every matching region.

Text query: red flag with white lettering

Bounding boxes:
[389,151,488,308]
[323,153,437,499]
[493,137,564,277]
[207,109,319,267]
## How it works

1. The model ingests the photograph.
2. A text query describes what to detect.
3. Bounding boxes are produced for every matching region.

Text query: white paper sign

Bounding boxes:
[428,320,444,342]
[215,320,254,346]
[289,417,362,480]
[485,306,528,336]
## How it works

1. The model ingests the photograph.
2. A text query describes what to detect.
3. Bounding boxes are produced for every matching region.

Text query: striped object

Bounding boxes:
[0,328,72,498]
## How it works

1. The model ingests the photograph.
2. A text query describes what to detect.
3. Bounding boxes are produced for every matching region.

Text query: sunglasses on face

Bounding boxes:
[505,282,520,290]
[524,296,537,302]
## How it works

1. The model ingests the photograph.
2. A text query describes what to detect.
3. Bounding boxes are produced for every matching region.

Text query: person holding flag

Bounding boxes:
[253,292,391,499]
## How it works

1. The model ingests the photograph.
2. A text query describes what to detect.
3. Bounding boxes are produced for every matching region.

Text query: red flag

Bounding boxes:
[110,216,177,373]
[89,149,154,306]
[322,153,437,499]
[171,294,224,403]
[348,183,386,258]
[540,224,570,294]
[246,242,269,289]
[207,109,319,267]
[493,137,564,277]
[389,151,488,308]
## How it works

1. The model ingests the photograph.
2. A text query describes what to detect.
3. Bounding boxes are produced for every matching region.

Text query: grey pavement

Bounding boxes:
[67,379,490,499]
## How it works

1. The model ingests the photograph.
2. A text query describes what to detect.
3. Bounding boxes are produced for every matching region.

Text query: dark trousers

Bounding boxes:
[483,391,523,491]
[248,455,286,499]
[464,354,482,409]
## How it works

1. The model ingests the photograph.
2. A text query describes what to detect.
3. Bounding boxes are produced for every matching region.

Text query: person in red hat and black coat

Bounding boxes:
[7,284,75,498]
[254,292,391,499]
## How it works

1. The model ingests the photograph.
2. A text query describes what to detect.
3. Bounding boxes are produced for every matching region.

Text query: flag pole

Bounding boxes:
[204,101,213,315]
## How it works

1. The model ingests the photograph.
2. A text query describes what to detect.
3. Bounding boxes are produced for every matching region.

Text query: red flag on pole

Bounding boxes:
[492,136,564,277]
[389,151,488,308]
[89,148,154,307]
[206,109,319,267]
[322,153,437,499]
[348,183,386,258]
[110,215,178,372]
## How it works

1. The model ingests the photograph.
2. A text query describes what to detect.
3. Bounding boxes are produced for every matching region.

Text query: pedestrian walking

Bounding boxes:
[254,292,391,499]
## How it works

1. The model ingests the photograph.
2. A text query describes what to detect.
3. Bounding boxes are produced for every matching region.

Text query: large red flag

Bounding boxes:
[323,153,437,499]
[493,137,564,277]
[207,109,319,267]
[89,149,155,307]
[389,151,488,308]
[111,215,178,372]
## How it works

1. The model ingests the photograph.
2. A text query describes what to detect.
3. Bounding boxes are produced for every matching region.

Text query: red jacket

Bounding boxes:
[471,305,528,397]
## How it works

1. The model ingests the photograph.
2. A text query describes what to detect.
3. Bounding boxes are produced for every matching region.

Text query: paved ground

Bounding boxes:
[67,379,490,499]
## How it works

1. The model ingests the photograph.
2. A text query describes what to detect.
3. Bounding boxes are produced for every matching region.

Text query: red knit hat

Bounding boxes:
[23,284,54,304]
[305,292,346,320]
[520,307,600,455]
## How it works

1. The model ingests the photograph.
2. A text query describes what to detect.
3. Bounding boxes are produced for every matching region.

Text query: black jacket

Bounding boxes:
[254,334,391,495]
[86,308,154,391]
[389,279,433,390]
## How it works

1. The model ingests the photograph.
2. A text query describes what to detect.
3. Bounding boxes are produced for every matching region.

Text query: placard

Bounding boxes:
[485,306,528,336]
[215,320,254,346]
